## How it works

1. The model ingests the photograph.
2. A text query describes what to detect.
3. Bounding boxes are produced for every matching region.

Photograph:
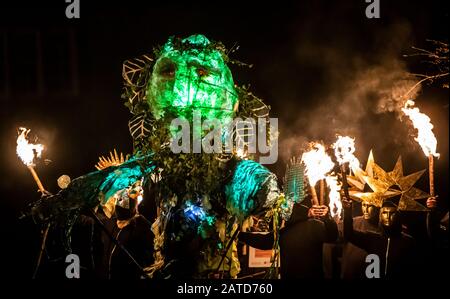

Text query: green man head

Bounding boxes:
[147,34,239,123]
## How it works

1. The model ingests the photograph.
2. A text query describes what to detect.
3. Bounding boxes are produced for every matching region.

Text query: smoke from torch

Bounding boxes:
[16,127,46,193]
[401,100,439,197]
[301,143,334,206]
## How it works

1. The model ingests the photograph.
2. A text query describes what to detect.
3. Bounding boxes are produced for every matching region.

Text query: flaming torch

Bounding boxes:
[16,127,49,279]
[401,100,439,197]
[301,143,334,205]
[16,127,46,193]
[333,135,360,201]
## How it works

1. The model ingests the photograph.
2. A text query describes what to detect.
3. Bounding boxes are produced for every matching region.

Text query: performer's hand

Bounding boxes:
[426,196,438,209]
[318,205,329,217]
[308,205,329,218]
[308,206,318,218]
[40,190,53,198]
[341,191,352,209]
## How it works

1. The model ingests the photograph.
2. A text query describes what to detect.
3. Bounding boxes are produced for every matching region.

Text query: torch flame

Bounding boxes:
[16,127,44,166]
[301,143,334,187]
[326,175,342,219]
[402,100,439,158]
[332,135,360,171]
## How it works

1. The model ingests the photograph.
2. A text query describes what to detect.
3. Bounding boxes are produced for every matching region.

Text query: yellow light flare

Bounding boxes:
[401,100,439,158]
[16,127,44,166]
[332,135,360,172]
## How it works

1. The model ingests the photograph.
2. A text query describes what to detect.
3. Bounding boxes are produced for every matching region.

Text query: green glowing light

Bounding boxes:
[147,35,238,123]
[225,160,278,220]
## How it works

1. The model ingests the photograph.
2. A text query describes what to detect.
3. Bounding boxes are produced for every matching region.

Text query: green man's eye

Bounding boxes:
[157,59,177,78]
[196,67,209,77]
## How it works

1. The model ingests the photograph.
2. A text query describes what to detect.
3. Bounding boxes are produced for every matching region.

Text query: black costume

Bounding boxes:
[343,206,420,279]
[340,215,381,279]
[239,204,338,279]
[101,214,154,279]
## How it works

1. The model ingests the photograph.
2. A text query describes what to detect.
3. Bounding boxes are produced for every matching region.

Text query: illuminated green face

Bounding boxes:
[147,35,238,123]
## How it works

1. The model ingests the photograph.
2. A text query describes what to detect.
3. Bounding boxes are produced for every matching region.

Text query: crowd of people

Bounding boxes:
[239,194,448,279]
[36,181,448,280]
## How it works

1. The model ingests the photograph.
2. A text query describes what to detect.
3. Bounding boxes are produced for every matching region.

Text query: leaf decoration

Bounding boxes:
[129,113,153,141]
[122,54,154,114]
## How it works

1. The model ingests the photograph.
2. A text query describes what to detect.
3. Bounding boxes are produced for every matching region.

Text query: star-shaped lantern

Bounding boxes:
[347,151,429,211]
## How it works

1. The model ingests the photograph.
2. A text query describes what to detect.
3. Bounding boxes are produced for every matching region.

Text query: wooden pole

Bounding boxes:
[26,164,49,278]
[310,184,319,206]
[428,155,435,197]
[27,165,46,193]
[426,154,435,238]
[341,163,350,200]
[319,179,325,206]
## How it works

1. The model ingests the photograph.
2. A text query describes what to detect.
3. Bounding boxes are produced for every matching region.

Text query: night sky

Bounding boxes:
[0,0,448,279]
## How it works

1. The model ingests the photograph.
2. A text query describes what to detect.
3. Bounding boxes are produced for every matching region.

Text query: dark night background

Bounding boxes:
[0,0,448,280]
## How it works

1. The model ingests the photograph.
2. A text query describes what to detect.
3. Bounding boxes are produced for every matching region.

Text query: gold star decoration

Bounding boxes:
[347,151,429,211]
[347,150,399,207]
[388,156,429,212]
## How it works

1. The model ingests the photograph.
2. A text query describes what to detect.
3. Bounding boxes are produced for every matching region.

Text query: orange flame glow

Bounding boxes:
[401,100,439,158]
[16,127,44,166]
[301,143,334,187]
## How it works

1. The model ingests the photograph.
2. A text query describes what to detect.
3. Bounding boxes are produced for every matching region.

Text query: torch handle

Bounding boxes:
[428,155,435,197]
[319,179,325,206]
[310,184,319,206]
[341,164,351,200]
[426,155,435,240]
[27,165,46,193]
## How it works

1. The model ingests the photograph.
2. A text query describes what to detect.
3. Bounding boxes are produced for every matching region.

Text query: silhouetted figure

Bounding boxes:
[239,203,338,279]
[343,199,420,279]
[100,188,154,279]
[340,202,381,279]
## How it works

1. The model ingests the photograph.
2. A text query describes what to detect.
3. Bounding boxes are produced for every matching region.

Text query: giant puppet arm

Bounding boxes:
[29,154,155,223]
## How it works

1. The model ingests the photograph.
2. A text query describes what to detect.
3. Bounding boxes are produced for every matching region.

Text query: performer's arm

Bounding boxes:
[238,231,274,250]
[343,201,354,241]
[343,201,372,250]
[323,216,338,243]
[426,196,440,241]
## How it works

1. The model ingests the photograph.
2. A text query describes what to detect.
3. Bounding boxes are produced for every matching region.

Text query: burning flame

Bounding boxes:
[301,143,334,187]
[332,135,360,171]
[326,175,342,219]
[16,127,44,166]
[402,100,439,158]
